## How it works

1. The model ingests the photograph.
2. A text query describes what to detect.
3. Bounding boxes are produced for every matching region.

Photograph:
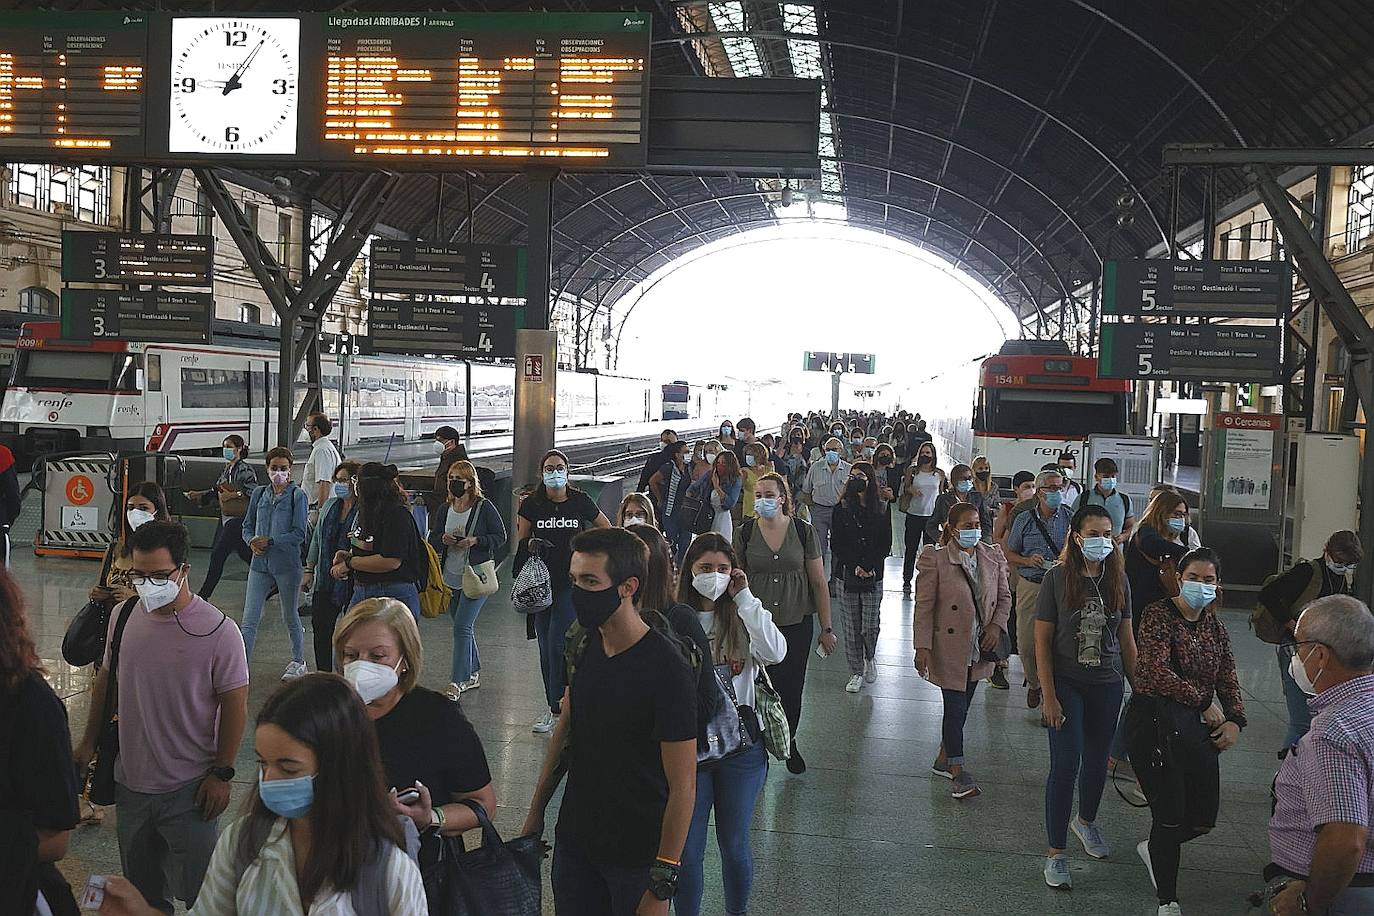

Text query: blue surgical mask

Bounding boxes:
[332,482,350,499]
[956,480,973,494]
[825,450,840,466]
[1167,517,1187,533]
[1043,491,1064,510]
[863,447,875,457]
[543,469,568,489]
[1100,477,1117,492]
[851,437,862,445]
[754,497,780,519]
[258,770,315,819]
[223,447,237,461]
[1080,535,1113,562]
[744,454,756,467]
[956,528,981,548]
[1179,580,1217,610]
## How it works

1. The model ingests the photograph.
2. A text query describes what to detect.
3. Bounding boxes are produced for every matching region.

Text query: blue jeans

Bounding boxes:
[941,678,979,765]
[349,580,421,621]
[1277,643,1313,748]
[242,567,305,664]
[1045,675,1124,850]
[551,838,650,916]
[448,589,489,683]
[664,514,692,566]
[679,742,769,916]
[533,587,576,712]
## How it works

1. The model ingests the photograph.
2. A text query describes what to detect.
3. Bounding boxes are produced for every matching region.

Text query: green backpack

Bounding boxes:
[1251,558,1323,644]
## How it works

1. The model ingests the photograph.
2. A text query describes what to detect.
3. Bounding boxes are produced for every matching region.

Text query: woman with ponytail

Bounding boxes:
[330,462,423,620]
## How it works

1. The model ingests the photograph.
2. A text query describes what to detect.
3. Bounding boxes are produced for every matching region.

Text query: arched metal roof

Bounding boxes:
[10,0,1374,338]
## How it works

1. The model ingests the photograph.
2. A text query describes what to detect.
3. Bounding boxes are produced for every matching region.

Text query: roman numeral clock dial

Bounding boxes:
[168,17,300,154]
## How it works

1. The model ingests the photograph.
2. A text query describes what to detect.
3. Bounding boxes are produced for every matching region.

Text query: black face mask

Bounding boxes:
[975,470,990,480]
[846,478,867,496]
[572,582,622,629]
[448,479,467,498]
[877,455,892,466]
[918,454,934,465]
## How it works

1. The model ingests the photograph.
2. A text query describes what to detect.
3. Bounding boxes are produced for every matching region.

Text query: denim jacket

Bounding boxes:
[307,495,358,600]
[686,471,741,514]
[242,481,308,575]
[427,496,507,567]
[197,459,259,513]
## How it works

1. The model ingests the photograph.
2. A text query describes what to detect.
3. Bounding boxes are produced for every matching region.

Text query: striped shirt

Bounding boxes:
[1269,674,1374,877]
[191,817,427,915]
[803,458,851,507]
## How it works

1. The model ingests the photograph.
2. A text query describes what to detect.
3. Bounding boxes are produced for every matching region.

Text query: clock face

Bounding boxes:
[168,17,300,155]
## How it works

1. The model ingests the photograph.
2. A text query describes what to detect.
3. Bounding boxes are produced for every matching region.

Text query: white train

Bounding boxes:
[0,320,745,461]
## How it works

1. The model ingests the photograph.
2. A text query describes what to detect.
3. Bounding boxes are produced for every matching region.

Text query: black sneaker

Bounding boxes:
[786,743,807,774]
[989,667,1010,690]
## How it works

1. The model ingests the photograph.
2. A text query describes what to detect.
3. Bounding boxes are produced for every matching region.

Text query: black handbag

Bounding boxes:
[85,598,139,806]
[679,488,715,535]
[62,550,116,667]
[422,799,544,916]
[699,664,755,766]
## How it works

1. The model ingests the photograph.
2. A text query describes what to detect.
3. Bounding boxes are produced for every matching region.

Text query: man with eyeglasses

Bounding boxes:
[1267,595,1374,916]
[1004,469,1072,710]
[73,521,248,913]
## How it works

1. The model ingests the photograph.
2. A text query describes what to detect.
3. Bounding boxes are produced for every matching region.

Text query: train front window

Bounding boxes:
[987,389,1126,438]
[13,350,141,392]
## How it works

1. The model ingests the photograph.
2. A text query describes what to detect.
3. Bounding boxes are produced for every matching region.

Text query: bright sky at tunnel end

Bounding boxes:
[611,223,1017,414]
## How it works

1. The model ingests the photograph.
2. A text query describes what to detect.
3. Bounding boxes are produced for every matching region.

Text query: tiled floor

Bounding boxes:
[27,537,1287,915]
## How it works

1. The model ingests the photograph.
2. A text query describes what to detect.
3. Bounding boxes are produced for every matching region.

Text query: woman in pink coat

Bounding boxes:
[914,501,1012,799]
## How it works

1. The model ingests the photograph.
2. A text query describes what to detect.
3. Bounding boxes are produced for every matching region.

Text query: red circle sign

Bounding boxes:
[66,475,95,506]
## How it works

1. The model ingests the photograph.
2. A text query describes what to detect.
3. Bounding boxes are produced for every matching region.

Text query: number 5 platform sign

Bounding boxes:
[1098,322,1282,384]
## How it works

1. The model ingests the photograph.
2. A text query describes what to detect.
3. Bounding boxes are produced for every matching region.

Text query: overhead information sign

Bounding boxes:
[1,11,649,169]
[0,12,149,158]
[364,299,514,359]
[803,351,875,374]
[369,241,526,297]
[62,231,213,286]
[61,288,214,344]
[1099,323,1282,384]
[1103,259,1292,319]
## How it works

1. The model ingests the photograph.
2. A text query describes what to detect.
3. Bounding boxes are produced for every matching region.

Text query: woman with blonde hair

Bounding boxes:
[617,491,658,528]
[334,598,496,872]
[427,459,506,699]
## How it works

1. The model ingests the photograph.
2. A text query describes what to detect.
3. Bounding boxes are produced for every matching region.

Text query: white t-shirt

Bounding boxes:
[907,471,940,516]
[302,436,342,505]
[442,505,473,588]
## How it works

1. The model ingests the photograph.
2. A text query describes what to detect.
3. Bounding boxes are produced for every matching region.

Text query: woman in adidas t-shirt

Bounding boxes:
[514,449,610,734]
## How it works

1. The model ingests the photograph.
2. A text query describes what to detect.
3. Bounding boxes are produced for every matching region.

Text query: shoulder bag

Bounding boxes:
[460,499,500,599]
[699,664,756,766]
[421,799,544,916]
[510,548,553,615]
[217,486,250,519]
[679,481,716,535]
[86,597,140,806]
[1132,533,1181,599]
[752,663,792,761]
[62,549,116,667]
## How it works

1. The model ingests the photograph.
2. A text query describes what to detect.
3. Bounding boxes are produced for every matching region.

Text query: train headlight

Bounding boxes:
[87,426,111,438]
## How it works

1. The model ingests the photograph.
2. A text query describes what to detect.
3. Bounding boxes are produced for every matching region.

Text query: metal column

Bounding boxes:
[511,170,559,495]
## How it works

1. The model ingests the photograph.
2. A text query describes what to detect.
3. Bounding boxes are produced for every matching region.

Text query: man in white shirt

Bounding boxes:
[301,413,342,524]
[801,436,851,586]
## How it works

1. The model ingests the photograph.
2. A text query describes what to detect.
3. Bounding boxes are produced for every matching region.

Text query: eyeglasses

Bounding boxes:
[129,571,180,587]
[1039,485,1064,493]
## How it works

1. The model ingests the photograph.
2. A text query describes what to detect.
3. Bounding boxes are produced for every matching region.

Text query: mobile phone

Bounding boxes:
[395,788,420,805]
[815,643,831,659]
[80,875,106,910]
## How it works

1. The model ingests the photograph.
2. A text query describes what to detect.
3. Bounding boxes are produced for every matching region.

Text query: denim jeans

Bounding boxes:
[551,839,650,916]
[448,589,489,683]
[678,742,769,916]
[533,586,576,712]
[349,580,421,621]
[941,678,980,765]
[1045,675,1124,850]
[1277,643,1313,748]
[242,567,305,663]
[197,517,251,600]
[664,514,692,566]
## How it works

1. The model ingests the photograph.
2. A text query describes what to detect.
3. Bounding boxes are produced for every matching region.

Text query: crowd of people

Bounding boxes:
[4,408,1373,916]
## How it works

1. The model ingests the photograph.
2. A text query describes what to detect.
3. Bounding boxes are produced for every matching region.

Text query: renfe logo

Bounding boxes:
[37,397,74,411]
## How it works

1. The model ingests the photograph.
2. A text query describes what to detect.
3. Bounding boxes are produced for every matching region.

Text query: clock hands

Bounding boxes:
[222,39,265,95]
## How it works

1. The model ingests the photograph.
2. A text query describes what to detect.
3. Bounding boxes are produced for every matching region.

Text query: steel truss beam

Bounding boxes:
[1166,146,1374,167]
[194,169,400,446]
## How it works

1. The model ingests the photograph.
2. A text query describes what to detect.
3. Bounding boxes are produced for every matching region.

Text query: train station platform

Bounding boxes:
[27,537,1287,916]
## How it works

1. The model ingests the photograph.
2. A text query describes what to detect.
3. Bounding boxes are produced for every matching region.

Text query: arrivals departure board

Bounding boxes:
[320,13,650,166]
[0,11,649,169]
[62,231,213,286]
[0,12,148,158]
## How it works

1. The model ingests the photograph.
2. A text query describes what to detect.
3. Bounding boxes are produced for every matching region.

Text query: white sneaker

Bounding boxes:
[845,674,863,693]
[444,683,462,702]
[459,673,480,692]
[532,711,557,734]
[1137,839,1157,891]
[863,658,877,684]
[1157,904,1182,916]
[281,661,307,681]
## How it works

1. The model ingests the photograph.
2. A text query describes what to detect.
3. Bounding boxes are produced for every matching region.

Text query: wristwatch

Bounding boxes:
[648,861,679,900]
[207,765,235,782]
[822,627,834,635]
[429,805,447,833]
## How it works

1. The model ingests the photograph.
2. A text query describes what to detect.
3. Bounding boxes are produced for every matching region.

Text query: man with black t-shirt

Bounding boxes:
[522,527,697,916]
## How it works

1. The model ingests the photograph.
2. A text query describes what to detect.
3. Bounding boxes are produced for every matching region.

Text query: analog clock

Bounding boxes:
[168,17,300,155]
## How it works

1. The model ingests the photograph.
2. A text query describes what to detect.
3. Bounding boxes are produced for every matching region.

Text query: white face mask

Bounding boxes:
[127,508,156,531]
[343,659,402,705]
[1288,645,1323,697]
[692,571,730,602]
[136,572,182,612]
[623,515,646,526]
[436,439,448,453]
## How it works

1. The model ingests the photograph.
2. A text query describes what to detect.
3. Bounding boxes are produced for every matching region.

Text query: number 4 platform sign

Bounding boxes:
[363,299,515,359]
